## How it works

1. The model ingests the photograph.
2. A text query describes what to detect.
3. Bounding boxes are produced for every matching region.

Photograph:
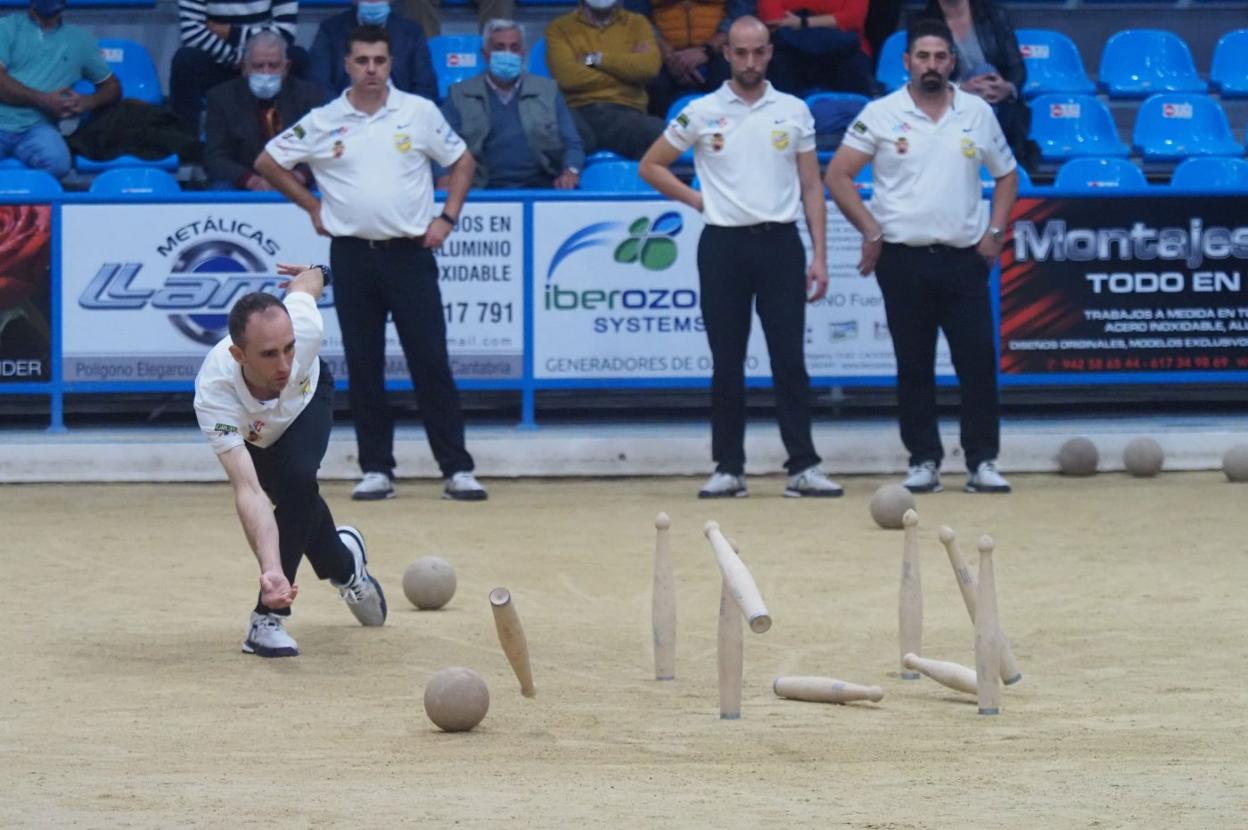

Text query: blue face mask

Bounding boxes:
[357,1,391,26]
[489,51,523,82]
[248,73,282,100]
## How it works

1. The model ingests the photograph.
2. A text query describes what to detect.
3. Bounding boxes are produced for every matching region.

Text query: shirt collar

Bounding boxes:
[716,80,778,108]
[897,83,962,118]
[335,82,401,119]
[485,72,522,103]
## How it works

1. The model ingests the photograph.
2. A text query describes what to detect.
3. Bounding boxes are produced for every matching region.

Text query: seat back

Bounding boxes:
[578,160,657,193]
[1054,157,1148,190]
[1016,29,1095,97]
[428,35,484,100]
[876,31,908,92]
[0,168,63,196]
[805,92,869,141]
[1210,29,1248,97]
[1170,156,1248,191]
[527,37,550,78]
[1098,29,1206,98]
[1029,94,1128,160]
[95,38,163,105]
[89,167,181,195]
[1132,93,1244,160]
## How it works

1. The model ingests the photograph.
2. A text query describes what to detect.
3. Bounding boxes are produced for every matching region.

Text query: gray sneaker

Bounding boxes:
[333,525,387,626]
[965,461,1011,493]
[784,466,844,498]
[241,612,299,658]
[698,472,748,498]
[352,472,395,501]
[903,461,943,493]
[443,471,488,501]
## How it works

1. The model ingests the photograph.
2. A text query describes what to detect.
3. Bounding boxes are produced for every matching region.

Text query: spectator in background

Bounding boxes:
[546,0,664,159]
[308,0,436,100]
[204,32,322,190]
[395,0,514,39]
[625,0,749,118]
[441,20,584,189]
[916,0,1034,169]
[863,0,902,70]
[171,0,304,135]
[758,0,874,95]
[0,0,119,177]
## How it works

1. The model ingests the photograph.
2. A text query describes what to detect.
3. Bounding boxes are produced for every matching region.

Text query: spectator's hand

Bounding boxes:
[207,21,231,41]
[980,74,1015,103]
[669,47,709,85]
[976,232,1004,263]
[307,201,328,237]
[425,216,453,249]
[960,74,988,95]
[244,174,274,191]
[767,11,803,30]
[39,90,78,120]
[554,169,580,190]
[858,236,882,276]
[259,569,297,609]
[806,259,829,302]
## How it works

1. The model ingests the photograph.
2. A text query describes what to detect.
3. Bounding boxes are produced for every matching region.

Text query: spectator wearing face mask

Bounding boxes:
[440,19,584,189]
[203,31,323,190]
[308,0,437,100]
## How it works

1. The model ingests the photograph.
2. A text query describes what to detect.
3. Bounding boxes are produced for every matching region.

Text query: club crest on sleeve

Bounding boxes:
[851,120,868,134]
[675,111,690,128]
[214,423,238,436]
[292,124,305,139]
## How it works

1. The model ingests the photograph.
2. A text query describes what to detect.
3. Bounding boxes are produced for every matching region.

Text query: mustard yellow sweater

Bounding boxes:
[545,8,662,112]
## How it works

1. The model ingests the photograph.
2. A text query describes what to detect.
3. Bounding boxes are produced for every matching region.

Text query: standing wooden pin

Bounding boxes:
[489,588,536,698]
[704,521,771,633]
[652,512,676,681]
[974,535,1001,715]
[717,577,743,719]
[898,509,922,679]
[939,526,1022,685]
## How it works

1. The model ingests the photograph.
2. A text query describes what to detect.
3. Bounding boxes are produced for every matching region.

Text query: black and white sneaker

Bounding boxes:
[965,461,1011,494]
[352,472,395,501]
[903,461,943,493]
[241,612,299,658]
[784,466,844,498]
[698,472,748,499]
[333,525,387,626]
[443,471,488,501]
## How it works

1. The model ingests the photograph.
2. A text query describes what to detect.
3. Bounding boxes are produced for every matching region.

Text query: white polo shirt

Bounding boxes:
[840,85,1016,247]
[193,292,324,455]
[264,85,467,240]
[664,82,815,227]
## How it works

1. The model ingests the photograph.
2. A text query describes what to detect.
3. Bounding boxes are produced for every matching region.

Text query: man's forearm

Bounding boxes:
[803,189,827,263]
[256,153,319,213]
[83,77,121,112]
[0,70,48,110]
[826,175,880,237]
[234,485,281,574]
[989,172,1018,230]
[442,152,476,219]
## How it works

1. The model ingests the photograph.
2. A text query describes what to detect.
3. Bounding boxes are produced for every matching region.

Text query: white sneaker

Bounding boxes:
[903,461,943,493]
[241,612,299,658]
[965,461,1011,493]
[698,472,748,499]
[784,466,844,498]
[333,525,388,626]
[443,471,488,501]
[352,472,395,501]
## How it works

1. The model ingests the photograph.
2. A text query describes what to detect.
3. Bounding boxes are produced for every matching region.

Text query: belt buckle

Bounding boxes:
[367,238,388,250]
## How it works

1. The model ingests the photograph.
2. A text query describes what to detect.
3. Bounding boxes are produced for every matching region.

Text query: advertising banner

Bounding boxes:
[61,202,523,383]
[532,201,952,380]
[0,205,52,383]
[1002,196,1248,375]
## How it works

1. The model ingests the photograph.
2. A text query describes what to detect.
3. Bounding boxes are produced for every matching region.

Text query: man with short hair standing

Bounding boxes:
[256,26,488,502]
[824,18,1017,494]
[194,265,387,658]
[639,16,843,499]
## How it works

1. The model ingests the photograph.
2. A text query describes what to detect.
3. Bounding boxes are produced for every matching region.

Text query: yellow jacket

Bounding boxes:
[545,8,662,111]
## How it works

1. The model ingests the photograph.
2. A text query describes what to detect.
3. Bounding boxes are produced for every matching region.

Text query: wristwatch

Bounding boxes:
[988,226,1006,243]
[438,211,458,229]
[566,166,581,175]
[583,52,602,67]
[313,264,332,286]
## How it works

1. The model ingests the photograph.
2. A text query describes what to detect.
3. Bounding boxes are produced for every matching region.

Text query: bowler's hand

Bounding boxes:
[553,169,580,190]
[275,262,311,277]
[858,236,882,276]
[806,260,829,302]
[260,570,298,608]
[976,233,1004,264]
[424,216,453,248]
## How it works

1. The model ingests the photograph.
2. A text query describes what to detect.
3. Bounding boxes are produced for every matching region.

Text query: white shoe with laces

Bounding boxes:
[903,461,943,493]
[443,471,488,501]
[332,525,387,626]
[698,472,748,499]
[965,461,1012,493]
[241,612,299,658]
[784,466,844,498]
[352,471,395,501]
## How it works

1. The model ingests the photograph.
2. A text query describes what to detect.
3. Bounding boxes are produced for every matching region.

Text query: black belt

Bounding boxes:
[713,221,796,234]
[885,241,974,254]
[340,235,427,249]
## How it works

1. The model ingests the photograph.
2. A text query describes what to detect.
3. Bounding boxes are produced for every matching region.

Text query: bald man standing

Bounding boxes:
[640,17,841,500]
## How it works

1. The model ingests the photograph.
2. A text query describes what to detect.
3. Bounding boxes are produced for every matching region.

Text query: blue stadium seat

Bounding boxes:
[1098,30,1206,99]
[0,158,26,169]
[1210,29,1248,99]
[76,153,179,173]
[428,35,484,100]
[806,92,869,142]
[981,164,1032,189]
[1054,157,1148,190]
[96,38,163,105]
[0,168,62,197]
[585,150,626,166]
[579,160,657,193]
[89,167,181,196]
[876,30,907,92]
[1016,30,1095,98]
[527,37,550,78]
[1029,94,1129,161]
[1132,94,1244,161]
[1170,157,1248,191]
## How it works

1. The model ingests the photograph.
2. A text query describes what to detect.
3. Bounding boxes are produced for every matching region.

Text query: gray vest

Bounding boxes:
[447,73,566,188]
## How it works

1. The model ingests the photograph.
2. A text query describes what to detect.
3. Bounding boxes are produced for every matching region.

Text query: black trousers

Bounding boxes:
[330,236,474,479]
[246,360,353,616]
[697,223,821,476]
[571,103,666,160]
[875,243,1001,471]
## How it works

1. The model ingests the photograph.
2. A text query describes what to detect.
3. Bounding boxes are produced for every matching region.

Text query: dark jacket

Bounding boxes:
[203,75,323,187]
[307,10,437,101]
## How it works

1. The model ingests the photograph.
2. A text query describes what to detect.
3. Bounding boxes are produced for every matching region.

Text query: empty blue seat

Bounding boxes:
[527,37,549,78]
[1170,157,1248,191]
[1098,30,1206,99]
[428,35,483,100]
[806,92,869,139]
[1132,94,1244,161]
[1015,30,1095,98]
[0,168,63,197]
[0,158,26,169]
[1029,94,1129,161]
[585,150,626,166]
[579,160,657,193]
[98,38,162,105]
[1210,29,1248,98]
[89,167,181,196]
[981,164,1032,189]
[876,30,907,92]
[1055,157,1148,190]
[76,153,179,173]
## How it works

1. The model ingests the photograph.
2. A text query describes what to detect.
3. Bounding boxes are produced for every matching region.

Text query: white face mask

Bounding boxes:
[585,0,616,10]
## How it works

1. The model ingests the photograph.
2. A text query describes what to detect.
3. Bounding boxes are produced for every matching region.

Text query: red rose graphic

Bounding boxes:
[0,205,51,311]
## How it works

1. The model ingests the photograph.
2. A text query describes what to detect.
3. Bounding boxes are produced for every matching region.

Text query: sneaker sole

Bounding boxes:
[241,639,299,658]
[352,489,395,501]
[783,488,844,498]
[442,490,488,501]
[336,526,389,626]
[964,483,1012,494]
[904,483,944,494]
[698,490,748,499]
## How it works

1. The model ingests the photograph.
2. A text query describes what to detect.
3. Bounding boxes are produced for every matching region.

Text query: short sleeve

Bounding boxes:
[980,108,1017,178]
[195,396,245,455]
[421,104,468,168]
[265,114,321,169]
[839,105,879,156]
[663,102,699,152]
[81,34,112,84]
[0,18,14,68]
[795,102,816,153]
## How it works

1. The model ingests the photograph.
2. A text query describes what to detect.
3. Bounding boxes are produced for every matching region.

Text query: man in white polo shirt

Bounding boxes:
[639,16,842,500]
[255,25,488,503]
[824,18,1018,494]
[194,265,387,658]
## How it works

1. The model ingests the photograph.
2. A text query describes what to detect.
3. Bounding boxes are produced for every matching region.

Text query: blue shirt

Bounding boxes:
[0,12,111,132]
[307,10,437,102]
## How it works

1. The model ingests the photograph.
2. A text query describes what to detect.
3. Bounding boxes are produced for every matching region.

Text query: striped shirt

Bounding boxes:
[179,0,298,67]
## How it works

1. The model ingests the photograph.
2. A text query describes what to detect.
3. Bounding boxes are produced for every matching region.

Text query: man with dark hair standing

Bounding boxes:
[256,26,487,502]
[824,18,1017,494]
[193,265,387,658]
[640,16,843,499]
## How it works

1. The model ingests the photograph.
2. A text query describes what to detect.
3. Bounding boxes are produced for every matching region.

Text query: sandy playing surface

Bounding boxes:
[3,474,1246,828]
